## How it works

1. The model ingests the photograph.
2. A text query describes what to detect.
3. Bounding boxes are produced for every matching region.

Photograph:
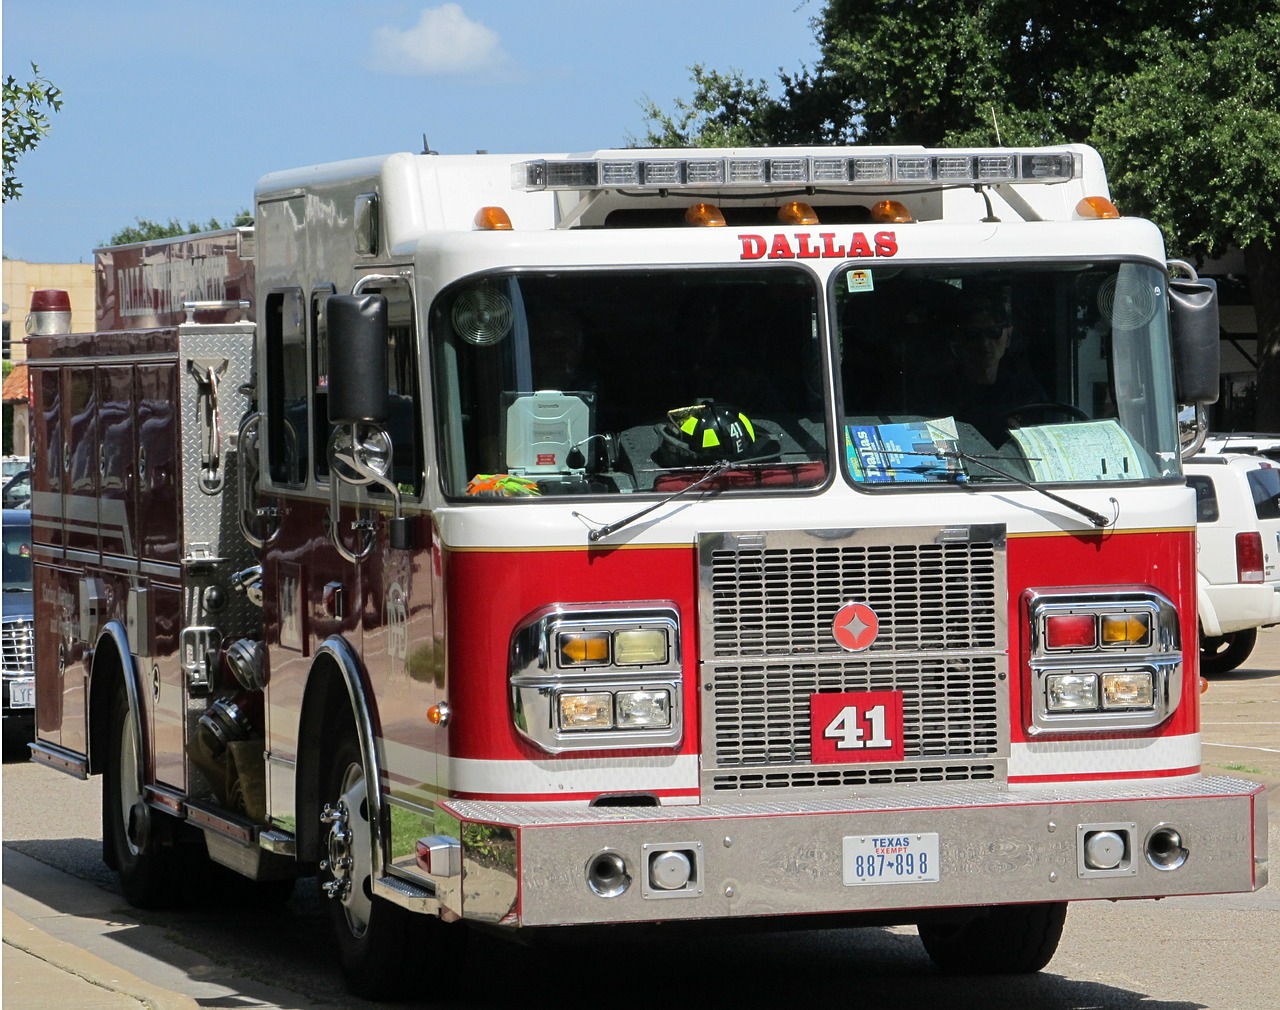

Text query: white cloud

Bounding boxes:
[370,5,505,76]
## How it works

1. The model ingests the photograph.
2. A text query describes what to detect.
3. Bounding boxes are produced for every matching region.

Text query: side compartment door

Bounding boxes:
[63,365,99,559]
[97,365,136,560]
[29,364,63,553]
[137,363,181,567]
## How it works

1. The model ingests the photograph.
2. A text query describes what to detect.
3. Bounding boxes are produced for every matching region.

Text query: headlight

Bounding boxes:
[559,693,614,730]
[510,604,683,753]
[1102,672,1155,709]
[616,690,671,728]
[1046,673,1099,712]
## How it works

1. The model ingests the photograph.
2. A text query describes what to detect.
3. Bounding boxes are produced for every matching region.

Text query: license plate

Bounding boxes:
[843,832,940,885]
[9,678,34,709]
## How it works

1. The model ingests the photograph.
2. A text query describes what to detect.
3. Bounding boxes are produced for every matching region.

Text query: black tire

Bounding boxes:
[318,719,421,1001]
[103,682,183,907]
[918,902,1067,974]
[1200,628,1258,675]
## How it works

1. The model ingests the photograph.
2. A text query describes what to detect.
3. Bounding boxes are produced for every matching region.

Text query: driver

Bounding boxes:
[943,300,1047,443]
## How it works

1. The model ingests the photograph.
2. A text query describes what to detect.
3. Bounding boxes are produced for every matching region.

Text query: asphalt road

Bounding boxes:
[4,628,1279,1010]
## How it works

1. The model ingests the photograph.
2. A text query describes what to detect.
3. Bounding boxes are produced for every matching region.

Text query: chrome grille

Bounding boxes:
[707,537,1000,656]
[699,526,1008,794]
[2,618,35,677]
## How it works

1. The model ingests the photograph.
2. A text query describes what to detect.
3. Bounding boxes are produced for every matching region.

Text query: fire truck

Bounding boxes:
[27,143,1266,999]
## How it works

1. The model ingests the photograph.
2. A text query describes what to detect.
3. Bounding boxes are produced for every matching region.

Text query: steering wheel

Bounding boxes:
[1006,402,1090,426]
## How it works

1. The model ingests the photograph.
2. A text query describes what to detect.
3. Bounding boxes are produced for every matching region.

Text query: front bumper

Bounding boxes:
[438,776,1266,927]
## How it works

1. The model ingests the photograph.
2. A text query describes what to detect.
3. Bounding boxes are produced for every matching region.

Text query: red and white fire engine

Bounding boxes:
[27,142,1266,998]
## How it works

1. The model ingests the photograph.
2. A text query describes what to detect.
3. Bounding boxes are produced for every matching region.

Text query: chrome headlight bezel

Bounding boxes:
[1026,588,1181,735]
[509,603,682,753]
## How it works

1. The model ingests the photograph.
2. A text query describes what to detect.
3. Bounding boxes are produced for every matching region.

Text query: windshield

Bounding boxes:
[834,261,1181,486]
[431,268,829,498]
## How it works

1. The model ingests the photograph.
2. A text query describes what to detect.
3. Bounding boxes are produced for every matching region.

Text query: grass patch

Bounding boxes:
[1217,762,1264,775]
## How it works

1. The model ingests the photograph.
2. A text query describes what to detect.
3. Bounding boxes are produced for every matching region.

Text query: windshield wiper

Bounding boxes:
[942,448,1115,528]
[572,461,731,542]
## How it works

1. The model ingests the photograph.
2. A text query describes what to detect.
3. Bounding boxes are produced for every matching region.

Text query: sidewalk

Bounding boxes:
[3,906,198,1010]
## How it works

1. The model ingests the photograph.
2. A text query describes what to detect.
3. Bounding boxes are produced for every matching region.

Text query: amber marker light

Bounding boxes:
[684,202,726,226]
[1075,196,1120,219]
[777,200,819,225]
[1200,677,1209,695]
[870,199,913,223]
[426,702,451,726]
[474,206,514,230]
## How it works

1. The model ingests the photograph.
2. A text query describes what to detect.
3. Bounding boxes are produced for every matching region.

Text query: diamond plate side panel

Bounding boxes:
[177,324,260,643]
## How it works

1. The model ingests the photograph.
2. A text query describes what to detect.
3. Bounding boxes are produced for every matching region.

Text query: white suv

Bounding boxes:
[1183,452,1280,672]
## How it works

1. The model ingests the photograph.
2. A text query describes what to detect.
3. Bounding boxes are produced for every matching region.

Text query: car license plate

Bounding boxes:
[10,678,35,709]
[843,832,940,885]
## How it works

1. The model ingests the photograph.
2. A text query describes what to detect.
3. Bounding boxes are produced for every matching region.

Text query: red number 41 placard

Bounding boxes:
[809,691,905,764]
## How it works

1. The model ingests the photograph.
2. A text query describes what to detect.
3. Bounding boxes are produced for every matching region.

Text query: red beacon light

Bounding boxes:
[26,289,72,335]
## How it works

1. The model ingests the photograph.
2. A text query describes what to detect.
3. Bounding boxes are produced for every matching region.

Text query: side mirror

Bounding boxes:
[1178,403,1209,460]
[327,294,390,423]
[1169,276,1219,405]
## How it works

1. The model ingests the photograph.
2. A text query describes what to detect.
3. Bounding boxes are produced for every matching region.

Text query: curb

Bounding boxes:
[2,905,201,1010]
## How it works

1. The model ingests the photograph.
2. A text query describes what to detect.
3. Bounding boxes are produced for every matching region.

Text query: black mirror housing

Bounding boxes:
[327,294,390,423]
[1169,277,1220,405]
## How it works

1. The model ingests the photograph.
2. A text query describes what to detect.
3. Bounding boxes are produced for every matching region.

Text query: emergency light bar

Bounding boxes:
[513,149,1081,192]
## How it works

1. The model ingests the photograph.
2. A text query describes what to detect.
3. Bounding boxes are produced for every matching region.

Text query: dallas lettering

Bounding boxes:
[738,230,898,261]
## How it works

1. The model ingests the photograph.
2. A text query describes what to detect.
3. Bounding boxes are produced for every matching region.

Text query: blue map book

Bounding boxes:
[846,418,962,483]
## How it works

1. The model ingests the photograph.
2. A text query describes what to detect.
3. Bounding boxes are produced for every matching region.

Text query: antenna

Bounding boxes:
[990,105,1003,146]
[422,134,438,155]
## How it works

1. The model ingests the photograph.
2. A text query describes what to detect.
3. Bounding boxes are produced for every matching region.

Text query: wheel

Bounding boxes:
[917,902,1067,974]
[318,719,420,1000]
[1006,402,1090,426]
[103,682,183,907]
[1200,628,1258,675]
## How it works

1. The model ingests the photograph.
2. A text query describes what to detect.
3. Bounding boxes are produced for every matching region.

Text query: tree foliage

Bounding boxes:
[643,1,1280,426]
[106,210,254,247]
[3,63,63,203]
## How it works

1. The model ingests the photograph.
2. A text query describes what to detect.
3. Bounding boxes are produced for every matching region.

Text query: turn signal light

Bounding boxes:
[1101,613,1151,646]
[560,632,610,665]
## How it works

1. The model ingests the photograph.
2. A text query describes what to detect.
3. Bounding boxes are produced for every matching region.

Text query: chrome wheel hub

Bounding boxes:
[320,763,373,933]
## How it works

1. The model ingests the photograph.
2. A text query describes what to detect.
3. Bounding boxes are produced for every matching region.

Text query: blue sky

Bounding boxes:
[2,1,821,264]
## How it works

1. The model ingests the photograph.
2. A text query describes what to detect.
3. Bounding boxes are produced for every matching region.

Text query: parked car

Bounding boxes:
[1,455,28,481]
[2,467,31,510]
[2,509,35,754]
[1183,453,1280,673]
[1201,433,1280,463]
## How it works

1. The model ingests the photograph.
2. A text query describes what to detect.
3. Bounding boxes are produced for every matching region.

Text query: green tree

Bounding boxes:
[3,63,63,202]
[644,2,1280,426]
[106,210,254,247]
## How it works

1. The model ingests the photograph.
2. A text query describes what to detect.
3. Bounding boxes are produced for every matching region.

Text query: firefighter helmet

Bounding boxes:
[665,401,762,461]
